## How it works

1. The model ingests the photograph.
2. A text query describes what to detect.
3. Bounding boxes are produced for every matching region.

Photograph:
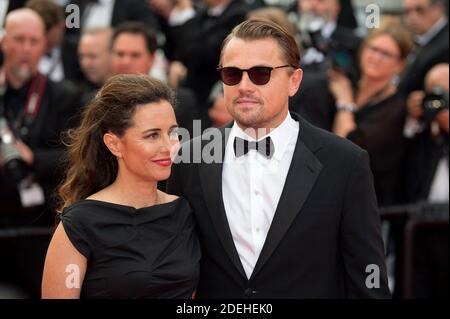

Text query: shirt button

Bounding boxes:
[256,228,260,232]
[254,190,259,196]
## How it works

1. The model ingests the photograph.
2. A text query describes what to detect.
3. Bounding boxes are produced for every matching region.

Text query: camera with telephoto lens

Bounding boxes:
[421,86,449,126]
[297,13,355,75]
[0,117,31,186]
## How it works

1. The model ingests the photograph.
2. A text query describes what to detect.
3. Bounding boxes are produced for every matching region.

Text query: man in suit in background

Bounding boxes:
[0,8,79,223]
[167,19,390,298]
[0,8,78,298]
[62,0,159,83]
[77,27,113,106]
[403,63,449,204]
[398,0,448,96]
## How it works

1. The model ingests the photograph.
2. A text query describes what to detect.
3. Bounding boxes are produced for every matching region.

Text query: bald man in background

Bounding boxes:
[0,8,79,298]
[403,63,449,204]
[77,27,113,106]
[399,64,449,299]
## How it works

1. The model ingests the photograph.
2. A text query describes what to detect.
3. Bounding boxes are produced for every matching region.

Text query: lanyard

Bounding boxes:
[0,68,47,140]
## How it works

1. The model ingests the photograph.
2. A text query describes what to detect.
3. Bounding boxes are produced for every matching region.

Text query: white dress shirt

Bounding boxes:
[428,157,449,203]
[83,0,115,30]
[302,21,336,65]
[39,47,64,82]
[222,113,299,279]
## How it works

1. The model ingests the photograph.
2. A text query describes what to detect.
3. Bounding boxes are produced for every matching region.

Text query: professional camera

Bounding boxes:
[0,117,31,185]
[297,13,355,76]
[421,86,449,126]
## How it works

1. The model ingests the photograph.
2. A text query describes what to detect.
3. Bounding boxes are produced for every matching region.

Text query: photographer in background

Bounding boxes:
[399,64,448,299]
[0,9,78,227]
[328,22,414,206]
[402,63,449,204]
[294,0,360,69]
[288,0,361,131]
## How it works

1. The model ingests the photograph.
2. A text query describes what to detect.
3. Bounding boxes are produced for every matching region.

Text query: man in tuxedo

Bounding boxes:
[167,19,391,298]
[398,0,449,96]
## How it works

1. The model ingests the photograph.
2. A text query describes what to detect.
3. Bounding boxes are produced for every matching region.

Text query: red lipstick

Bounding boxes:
[152,158,172,167]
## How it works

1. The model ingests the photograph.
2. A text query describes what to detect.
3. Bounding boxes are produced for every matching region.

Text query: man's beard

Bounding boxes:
[11,64,33,83]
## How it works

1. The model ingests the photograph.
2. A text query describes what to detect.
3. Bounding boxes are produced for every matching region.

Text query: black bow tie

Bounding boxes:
[233,136,275,159]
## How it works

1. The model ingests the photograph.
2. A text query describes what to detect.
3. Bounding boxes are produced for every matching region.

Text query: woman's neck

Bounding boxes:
[101,172,159,209]
[357,76,395,107]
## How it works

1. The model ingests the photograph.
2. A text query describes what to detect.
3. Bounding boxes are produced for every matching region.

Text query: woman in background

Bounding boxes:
[329,21,414,206]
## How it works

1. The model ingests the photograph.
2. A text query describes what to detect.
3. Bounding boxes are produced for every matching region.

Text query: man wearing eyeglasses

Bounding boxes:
[168,19,390,298]
[398,0,448,96]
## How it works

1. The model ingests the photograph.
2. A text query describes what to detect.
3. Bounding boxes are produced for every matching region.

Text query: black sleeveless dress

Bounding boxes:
[60,197,201,298]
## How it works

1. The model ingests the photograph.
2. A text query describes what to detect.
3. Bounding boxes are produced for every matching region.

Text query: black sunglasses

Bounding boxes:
[217,65,294,86]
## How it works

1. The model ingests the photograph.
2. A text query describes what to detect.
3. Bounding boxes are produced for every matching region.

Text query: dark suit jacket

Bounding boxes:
[167,112,391,298]
[337,0,357,30]
[398,22,449,96]
[289,63,336,131]
[401,129,449,203]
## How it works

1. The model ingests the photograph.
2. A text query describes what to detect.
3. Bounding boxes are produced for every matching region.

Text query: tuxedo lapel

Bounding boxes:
[251,115,323,279]
[198,126,247,279]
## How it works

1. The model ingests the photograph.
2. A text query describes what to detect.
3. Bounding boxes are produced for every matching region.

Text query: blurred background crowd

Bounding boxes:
[0,0,448,299]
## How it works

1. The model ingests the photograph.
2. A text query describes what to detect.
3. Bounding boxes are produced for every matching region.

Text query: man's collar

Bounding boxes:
[321,21,337,39]
[207,4,226,17]
[416,16,448,46]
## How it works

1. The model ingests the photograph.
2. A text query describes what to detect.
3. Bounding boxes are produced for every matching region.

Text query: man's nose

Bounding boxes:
[21,39,33,53]
[119,55,132,66]
[237,71,255,93]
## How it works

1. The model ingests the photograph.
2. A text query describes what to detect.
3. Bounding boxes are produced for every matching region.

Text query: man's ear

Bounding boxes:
[289,68,303,97]
[103,132,122,158]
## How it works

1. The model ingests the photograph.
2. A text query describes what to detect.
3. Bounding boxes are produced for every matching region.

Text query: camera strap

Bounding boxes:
[0,67,47,141]
[18,73,46,140]
[0,68,46,207]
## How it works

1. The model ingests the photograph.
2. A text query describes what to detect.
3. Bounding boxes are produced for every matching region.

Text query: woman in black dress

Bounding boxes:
[41,74,200,298]
[328,21,414,206]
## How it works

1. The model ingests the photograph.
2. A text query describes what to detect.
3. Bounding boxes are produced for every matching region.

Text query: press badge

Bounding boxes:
[18,180,45,207]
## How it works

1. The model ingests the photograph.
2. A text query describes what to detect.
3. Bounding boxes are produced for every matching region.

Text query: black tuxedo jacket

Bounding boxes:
[398,22,449,96]
[167,113,391,298]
